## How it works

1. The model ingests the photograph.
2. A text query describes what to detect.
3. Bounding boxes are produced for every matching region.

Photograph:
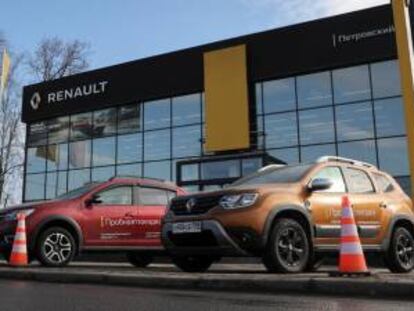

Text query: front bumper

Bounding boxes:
[162,220,250,256]
[0,222,16,256]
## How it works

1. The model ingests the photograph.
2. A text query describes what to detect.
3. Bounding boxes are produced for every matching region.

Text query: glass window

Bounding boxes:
[265,112,298,148]
[255,83,263,115]
[371,60,401,98]
[144,161,171,180]
[180,163,199,182]
[92,137,116,166]
[336,102,374,141]
[297,71,332,108]
[25,173,45,201]
[117,133,142,164]
[373,173,394,193]
[201,160,240,180]
[27,122,48,146]
[378,137,409,176]
[172,125,201,158]
[117,163,142,177]
[172,94,201,126]
[333,65,371,103]
[68,169,91,191]
[138,187,169,206]
[97,186,132,205]
[301,144,336,163]
[263,78,296,113]
[343,168,375,194]
[338,140,377,167]
[27,146,47,173]
[69,140,91,169]
[46,144,68,171]
[70,112,93,141]
[144,129,171,161]
[311,166,346,193]
[242,158,263,175]
[92,166,115,182]
[375,98,406,137]
[57,171,67,196]
[118,104,141,134]
[299,107,334,145]
[47,117,69,144]
[93,108,117,137]
[144,98,170,130]
[268,148,299,164]
[46,172,57,199]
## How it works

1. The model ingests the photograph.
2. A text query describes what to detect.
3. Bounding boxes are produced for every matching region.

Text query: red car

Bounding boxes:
[0,177,185,267]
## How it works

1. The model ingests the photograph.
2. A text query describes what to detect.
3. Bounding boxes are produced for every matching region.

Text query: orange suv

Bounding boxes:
[162,156,414,273]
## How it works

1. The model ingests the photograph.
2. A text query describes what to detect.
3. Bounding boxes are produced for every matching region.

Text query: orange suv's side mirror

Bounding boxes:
[308,178,333,192]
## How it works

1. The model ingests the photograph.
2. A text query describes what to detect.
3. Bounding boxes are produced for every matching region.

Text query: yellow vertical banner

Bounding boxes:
[0,49,11,94]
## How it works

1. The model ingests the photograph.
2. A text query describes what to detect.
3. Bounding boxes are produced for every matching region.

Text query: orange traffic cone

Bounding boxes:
[9,213,29,267]
[330,196,370,277]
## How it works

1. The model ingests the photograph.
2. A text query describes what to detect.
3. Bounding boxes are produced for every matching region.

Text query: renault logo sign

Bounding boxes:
[186,198,196,212]
[30,92,41,110]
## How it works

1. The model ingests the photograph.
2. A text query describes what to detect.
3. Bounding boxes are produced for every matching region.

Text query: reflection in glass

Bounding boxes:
[144,129,171,161]
[117,163,142,177]
[118,104,141,134]
[46,172,57,199]
[371,60,401,98]
[144,99,170,130]
[68,169,91,191]
[378,137,408,176]
[27,147,47,173]
[47,117,69,144]
[93,108,117,137]
[70,113,93,140]
[144,161,171,180]
[172,94,201,126]
[117,133,142,164]
[267,148,299,164]
[57,171,67,196]
[92,137,116,166]
[299,107,334,145]
[242,158,262,175]
[395,176,411,196]
[297,71,332,108]
[256,83,263,115]
[69,140,91,169]
[181,164,199,182]
[92,166,115,182]
[263,78,296,113]
[27,122,48,146]
[173,125,201,158]
[201,160,240,180]
[25,173,45,201]
[265,112,298,148]
[338,140,377,166]
[336,102,374,141]
[47,144,68,171]
[333,65,371,103]
[375,98,406,137]
[301,144,336,163]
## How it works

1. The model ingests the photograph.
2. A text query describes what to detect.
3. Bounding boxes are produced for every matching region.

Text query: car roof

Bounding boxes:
[106,176,179,191]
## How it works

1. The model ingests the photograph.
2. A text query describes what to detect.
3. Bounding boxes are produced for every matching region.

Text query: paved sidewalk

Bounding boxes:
[0,261,413,299]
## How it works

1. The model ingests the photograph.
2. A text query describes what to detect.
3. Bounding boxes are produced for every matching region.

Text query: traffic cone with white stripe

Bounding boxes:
[8,213,29,267]
[330,196,370,277]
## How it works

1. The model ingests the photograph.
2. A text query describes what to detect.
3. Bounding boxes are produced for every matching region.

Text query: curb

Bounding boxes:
[0,267,414,299]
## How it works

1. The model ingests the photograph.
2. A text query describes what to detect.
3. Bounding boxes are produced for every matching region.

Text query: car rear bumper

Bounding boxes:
[162,220,249,256]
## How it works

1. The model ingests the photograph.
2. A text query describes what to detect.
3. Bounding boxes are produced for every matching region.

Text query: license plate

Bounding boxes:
[172,221,202,234]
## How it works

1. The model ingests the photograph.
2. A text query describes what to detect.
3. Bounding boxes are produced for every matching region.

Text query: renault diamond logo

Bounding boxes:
[186,198,196,212]
[30,92,41,110]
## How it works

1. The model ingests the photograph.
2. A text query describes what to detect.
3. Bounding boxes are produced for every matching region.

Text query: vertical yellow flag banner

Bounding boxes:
[0,49,11,98]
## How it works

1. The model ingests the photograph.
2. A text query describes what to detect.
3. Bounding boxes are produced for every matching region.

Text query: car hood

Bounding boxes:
[0,199,67,215]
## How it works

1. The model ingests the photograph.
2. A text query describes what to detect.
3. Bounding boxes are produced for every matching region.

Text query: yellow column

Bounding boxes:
[392,0,414,197]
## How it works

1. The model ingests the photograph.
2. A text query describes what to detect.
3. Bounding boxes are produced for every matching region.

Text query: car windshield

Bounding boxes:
[55,183,101,200]
[231,164,313,186]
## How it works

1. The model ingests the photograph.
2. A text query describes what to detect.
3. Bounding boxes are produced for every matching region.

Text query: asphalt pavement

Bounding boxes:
[0,279,413,311]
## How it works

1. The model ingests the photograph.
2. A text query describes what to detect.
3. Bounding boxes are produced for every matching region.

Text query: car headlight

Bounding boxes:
[4,209,35,221]
[219,193,259,210]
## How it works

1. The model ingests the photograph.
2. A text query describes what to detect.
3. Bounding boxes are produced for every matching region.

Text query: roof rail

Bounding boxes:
[316,156,376,169]
[109,175,166,182]
[258,164,286,172]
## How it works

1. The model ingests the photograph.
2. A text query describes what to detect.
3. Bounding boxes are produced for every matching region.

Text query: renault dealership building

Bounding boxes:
[21,4,412,201]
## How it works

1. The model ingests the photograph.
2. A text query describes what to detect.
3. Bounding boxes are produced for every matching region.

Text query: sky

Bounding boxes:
[2,0,389,71]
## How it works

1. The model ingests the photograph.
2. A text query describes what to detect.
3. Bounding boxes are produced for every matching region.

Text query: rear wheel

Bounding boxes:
[36,227,76,267]
[171,255,215,272]
[126,252,153,268]
[263,218,310,273]
[385,227,414,273]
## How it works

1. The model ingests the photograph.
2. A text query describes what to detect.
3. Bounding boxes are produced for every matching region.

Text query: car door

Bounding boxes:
[343,167,383,245]
[82,185,141,247]
[134,186,172,246]
[307,166,347,247]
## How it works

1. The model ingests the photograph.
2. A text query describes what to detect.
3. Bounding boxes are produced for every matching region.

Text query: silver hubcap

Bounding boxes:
[43,233,72,264]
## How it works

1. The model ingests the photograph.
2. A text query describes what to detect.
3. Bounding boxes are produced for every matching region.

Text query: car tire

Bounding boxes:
[36,227,76,267]
[384,226,414,273]
[263,218,310,273]
[126,252,153,268]
[171,255,215,272]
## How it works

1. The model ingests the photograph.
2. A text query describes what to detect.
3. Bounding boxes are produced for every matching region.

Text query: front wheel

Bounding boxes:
[263,218,310,273]
[126,252,153,268]
[36,227,76,267]
[171,255,215,272]
[384,227,414,273]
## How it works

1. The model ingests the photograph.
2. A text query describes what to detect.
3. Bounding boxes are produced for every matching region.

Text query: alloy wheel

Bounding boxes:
[42,232,73,264]
[277,227,306,268]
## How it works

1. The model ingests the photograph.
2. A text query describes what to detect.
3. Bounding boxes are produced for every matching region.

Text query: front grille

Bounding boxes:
[170,194,222,215]
[168,231,218,247]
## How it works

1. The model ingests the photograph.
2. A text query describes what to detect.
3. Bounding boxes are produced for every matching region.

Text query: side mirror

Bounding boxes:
[85,195,102,207]
[308,178,333,192]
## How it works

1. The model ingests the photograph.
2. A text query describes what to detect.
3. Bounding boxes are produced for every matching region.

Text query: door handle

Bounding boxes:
[125,212,134,218]
[379,202,388,209]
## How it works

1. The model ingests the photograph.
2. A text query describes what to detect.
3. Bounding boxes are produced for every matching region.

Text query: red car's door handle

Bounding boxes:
[124,212,134,218]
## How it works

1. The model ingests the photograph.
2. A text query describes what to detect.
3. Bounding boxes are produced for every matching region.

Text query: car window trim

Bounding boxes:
[93,184,134,207]
[343,167,376,194]
[372,172,395,193]
[308,165,348,194]
[137,185,172,206]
